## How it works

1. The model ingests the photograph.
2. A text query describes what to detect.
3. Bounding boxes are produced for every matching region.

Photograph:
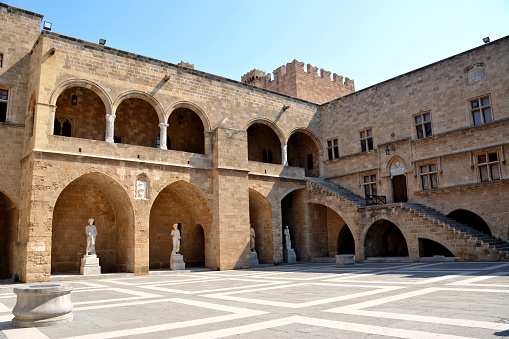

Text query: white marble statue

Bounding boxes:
[171,223,181,254]
[284,226,292,249]
[250,227,256,252]
[85,218,97,255]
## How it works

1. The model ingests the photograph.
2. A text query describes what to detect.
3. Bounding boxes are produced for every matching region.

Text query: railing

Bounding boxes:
[365,194,387,205]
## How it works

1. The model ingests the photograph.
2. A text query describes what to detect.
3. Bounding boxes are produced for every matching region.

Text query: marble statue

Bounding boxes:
[284,226,292,249]
[85,218,97,255]
[250,227,256,252]
[171,223,181,254]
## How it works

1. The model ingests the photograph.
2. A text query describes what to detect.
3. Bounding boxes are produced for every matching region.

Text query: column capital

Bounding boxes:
[158,122,169,129]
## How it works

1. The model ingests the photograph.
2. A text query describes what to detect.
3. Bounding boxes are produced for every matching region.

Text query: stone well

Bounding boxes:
[335,254,355,267]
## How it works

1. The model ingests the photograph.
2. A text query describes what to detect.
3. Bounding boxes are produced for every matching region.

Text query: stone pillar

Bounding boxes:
[158,123,169,149]
[105,114,116,143]
[318,153,325,177]
[282,144,288,166]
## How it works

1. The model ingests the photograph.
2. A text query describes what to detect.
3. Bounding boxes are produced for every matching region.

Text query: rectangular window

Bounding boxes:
[360,128,373,152]
[307,154,313,170]
[327,139,339,160]
[419,164,438,190]
[0,54,3,67]
[414,112,432,139]
[477,152,500,182]
[470,96,492,126]
[0,89,8,122]
[363,174,377,196]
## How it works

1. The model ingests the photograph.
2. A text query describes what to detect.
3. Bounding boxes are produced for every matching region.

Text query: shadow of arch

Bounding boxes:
[0,189,19,280]
[51,172,135,274]
[337,225,355,255]
[447,209,491,235]
[49,78,112,115]
[364,219,409,258]
[113,90,165,123]
[166,100,211,132]
[418,238,455,258]
[249,188,274,264]
[149,180,213,269]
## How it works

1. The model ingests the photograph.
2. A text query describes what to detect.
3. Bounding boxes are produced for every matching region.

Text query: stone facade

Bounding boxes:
[0,3,507,283]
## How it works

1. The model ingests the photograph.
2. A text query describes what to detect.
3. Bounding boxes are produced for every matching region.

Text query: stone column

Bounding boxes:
[105,114,116,143]
[158,123,169,149]
[282,144,288,166]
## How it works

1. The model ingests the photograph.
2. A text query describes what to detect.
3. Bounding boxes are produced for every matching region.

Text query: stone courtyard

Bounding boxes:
[1,262,508,338]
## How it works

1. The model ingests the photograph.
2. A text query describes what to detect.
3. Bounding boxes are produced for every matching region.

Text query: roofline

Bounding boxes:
[320,34,509,107]
[0,2,43,19]
[41,31,319,109]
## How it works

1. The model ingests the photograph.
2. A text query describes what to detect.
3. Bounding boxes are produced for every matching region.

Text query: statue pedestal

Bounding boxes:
[283,248,297,264]
[250,251,259,267]
[80,254,101,275]
[170,253,185,270]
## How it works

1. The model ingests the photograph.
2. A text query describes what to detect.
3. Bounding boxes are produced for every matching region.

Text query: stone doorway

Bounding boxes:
[0,191,18,279]
[364,219,409,258]
[337,226,355,255]
[392,175,408,203]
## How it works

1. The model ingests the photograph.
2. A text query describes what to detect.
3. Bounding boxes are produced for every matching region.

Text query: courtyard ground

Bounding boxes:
[0,262,508,338]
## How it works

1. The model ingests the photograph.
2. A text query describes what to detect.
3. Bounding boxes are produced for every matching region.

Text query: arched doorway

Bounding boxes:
[389,159,408,203]
[418,238,454,257]
[447,209,491,235]
[281,188,307,260]
[149,181,212,268]
[0,191,18,279]
[249,189,274,264]
[308,203,349,258]
[364,220,409,258]
[115,98,160,147]
[337,225,355,255]
[54,87,106,140]
[287,130,320,177]
[247,123,282,164]
[51,173,134,274]
[167,108,205,154]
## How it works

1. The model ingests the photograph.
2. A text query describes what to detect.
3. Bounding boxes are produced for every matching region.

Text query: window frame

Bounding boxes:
[359,128,373,152]
[413,111,432,139]
[419,163,438,190]
[327,138,339,160]
[476,151,500,182]
[469,95,493,126]
[362,173,378,197]
[53,114,76,137]
[0,87,9,123]
[0,53,3,68]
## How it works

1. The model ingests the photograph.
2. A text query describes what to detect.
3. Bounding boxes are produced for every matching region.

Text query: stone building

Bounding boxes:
[0,3,507,283]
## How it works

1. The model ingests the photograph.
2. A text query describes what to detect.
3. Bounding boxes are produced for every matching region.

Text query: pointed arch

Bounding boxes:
[113,90,165,123]
[166,100,211,132]
[245,118,286,147]
[49,78,112,115]
[287,127,323,154]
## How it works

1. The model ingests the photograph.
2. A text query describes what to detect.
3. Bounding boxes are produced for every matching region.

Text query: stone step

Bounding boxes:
[364,257,414,263]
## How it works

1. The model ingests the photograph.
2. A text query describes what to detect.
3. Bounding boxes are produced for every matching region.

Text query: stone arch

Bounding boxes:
[0,189,19,280]
[51,172,135,274]
[113,90,165,123]
[447,209,492,235]
[386,155,409,177]
[166,101,211,133]
[363,219,409,258]
[287,128,322,177]
[307,195,357,231]
[249,188,274,264]
[149,180,213,268]
[246,119,284,164]
[49,78,112,115]
[337,224,355,255]
[418,237,455,258]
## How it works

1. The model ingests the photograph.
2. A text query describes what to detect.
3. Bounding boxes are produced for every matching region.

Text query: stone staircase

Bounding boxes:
[402,203,509,259]
[307,178,509,260]
[307,178,366,207]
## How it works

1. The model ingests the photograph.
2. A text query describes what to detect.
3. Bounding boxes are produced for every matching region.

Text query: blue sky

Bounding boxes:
[10,0,509,90]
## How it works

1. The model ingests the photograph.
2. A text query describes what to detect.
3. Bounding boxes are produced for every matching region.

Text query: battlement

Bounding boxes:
[178,61,194,69]
[241,59,354,104]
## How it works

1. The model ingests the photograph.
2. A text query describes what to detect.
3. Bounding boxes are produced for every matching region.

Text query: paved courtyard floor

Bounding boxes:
[0,262,508,338]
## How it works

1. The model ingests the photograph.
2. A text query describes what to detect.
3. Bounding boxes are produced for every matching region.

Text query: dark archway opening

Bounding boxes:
[51,174,134,274]
[287,131,319,177]
[0,192,18,280]
[247,123,282,164]
[337,226,355,254]
[447,209,491,235]
[115,98,160,148]
[167,108,205,154]
[365,220,409,258]
[281,189,307,261]
[418,238,454,257]
[54,87,106,140]
[249,189,274,264]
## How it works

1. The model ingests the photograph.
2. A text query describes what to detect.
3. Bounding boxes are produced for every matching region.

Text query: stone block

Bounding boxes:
[250,251,259,267]
[283,248,296,264]
[80,255,101,275]
[170,254,185,270]
[336,254,355,267]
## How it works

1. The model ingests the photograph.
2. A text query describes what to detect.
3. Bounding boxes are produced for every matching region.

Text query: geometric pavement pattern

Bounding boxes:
[0,262,508,338]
